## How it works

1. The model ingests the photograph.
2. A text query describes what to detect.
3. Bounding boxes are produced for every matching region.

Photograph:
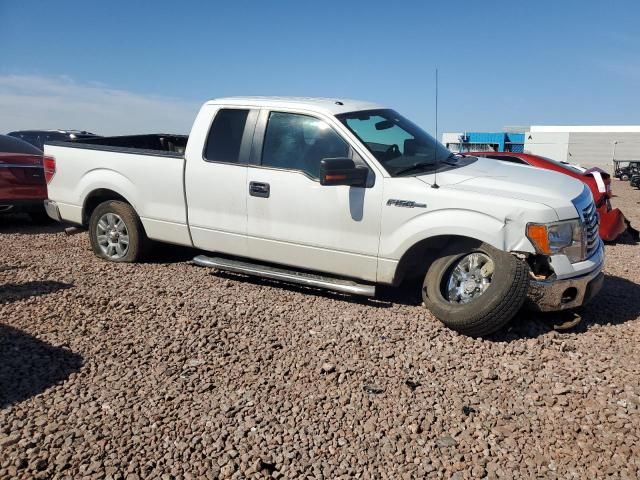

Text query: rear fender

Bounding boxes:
[78,169,140,219]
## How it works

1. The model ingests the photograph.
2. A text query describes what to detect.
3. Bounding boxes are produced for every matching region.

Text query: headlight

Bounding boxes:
[526,220,584,263]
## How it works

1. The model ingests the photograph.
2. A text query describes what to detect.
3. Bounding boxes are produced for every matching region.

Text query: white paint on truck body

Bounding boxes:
[45,144,191,245]
[45,96,602,286]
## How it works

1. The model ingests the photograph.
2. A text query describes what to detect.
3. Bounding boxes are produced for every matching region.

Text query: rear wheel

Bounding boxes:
[89,200,149,262]
[422,240,529,337]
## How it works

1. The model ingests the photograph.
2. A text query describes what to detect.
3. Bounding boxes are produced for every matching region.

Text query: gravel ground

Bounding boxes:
[1,180,640,479]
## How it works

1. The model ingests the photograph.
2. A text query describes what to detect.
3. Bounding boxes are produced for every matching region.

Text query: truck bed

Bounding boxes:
[44,136,191,246]
[49,134,188,157]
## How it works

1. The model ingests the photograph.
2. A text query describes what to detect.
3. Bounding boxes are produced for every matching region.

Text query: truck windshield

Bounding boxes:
[336,109,454,176]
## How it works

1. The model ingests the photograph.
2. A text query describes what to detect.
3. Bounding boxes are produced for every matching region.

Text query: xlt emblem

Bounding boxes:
[387,199,427,208]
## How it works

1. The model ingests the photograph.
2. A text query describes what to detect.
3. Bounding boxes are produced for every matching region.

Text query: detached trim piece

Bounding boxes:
[193,255,375,297]
[44,200,62,222]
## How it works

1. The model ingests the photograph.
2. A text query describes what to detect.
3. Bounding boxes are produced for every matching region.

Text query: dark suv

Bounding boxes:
[7,130,100,150]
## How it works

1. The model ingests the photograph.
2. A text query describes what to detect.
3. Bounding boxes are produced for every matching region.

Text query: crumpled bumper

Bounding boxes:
[527,249,605,312]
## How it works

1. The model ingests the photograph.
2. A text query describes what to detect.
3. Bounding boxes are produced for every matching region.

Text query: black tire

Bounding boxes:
[422,240,529,337]
[89,200,149,263]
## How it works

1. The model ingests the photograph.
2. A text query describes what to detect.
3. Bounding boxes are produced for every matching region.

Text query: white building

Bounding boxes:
[524,126,640,169]
[442,126,640,169]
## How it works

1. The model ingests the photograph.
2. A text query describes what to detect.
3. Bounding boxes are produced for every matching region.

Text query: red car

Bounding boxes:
[0,135,49,221]
[469,151,632,242]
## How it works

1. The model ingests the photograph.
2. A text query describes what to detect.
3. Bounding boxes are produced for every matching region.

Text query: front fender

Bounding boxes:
[380,208,536,261]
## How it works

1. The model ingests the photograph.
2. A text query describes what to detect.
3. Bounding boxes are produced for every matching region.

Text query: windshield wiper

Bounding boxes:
[393,162,437,176]
[443,153,462,165]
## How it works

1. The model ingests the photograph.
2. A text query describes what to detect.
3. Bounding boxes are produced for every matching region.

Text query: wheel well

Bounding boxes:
[83,189,130,226]
[392,235,484,286]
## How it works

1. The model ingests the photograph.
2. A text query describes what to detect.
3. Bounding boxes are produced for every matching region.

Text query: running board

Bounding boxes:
[193,255,376,297]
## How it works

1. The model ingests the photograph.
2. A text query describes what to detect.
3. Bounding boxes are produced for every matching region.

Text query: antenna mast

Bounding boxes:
[431,68,440,189]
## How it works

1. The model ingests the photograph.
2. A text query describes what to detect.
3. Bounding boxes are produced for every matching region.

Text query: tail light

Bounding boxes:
[43,155,56,184]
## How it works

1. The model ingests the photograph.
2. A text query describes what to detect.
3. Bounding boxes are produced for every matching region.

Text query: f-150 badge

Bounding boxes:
[387,199,427,208]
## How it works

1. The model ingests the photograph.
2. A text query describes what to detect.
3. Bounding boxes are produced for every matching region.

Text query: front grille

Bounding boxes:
[572,186,600,260]
[581,200,599,257]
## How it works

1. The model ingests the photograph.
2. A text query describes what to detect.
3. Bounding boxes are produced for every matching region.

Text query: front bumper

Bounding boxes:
[527,249,605,312]
[43,200,62,222]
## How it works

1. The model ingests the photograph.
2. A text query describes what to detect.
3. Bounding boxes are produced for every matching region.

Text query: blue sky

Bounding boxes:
[1,0,639,134]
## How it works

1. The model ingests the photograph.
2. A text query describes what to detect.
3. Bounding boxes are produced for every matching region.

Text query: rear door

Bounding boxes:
[245,109,383,281]
[185,106,258,256]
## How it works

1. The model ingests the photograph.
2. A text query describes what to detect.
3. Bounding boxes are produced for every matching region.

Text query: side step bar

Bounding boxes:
[193,255,376,297]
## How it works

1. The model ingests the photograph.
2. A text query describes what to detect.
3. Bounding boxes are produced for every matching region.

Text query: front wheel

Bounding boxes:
[422,241,529,337]
[89,200,149,262]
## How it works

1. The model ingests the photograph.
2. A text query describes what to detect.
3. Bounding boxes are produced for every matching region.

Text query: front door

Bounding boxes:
[246,110,383,282]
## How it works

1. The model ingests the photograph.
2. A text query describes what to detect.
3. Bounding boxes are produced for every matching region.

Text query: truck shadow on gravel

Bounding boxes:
[0,324,83,408]
[220,269,640,339]
[573,273,640,330]
[213,271,422,308]
[0,281,73,304]
[491,273,640,341]
[144,244,203,265]
[0,214,65,235]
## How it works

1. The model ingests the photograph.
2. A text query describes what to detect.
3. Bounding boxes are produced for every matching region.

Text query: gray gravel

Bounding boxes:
[1,180,640,479]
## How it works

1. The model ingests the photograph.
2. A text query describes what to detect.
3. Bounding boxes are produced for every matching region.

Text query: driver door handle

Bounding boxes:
[249,181,270,198]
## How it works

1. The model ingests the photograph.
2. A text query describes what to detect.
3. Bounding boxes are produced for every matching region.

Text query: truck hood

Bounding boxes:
[416,157,586,220]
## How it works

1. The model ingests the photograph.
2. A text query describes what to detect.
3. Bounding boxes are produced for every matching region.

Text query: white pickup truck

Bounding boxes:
[44,97,604,336]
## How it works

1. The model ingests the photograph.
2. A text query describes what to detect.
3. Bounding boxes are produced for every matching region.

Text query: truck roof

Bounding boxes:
[206,96,384,116]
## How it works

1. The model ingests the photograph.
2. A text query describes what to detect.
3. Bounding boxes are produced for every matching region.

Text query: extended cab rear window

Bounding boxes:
[204,109,249,163]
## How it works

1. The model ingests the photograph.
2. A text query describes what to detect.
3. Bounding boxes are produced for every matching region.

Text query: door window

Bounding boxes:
[204,109,250,163]
[261,112,349,179]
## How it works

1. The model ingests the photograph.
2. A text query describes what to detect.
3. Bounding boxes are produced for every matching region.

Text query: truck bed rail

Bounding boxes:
[47,133,187,158]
